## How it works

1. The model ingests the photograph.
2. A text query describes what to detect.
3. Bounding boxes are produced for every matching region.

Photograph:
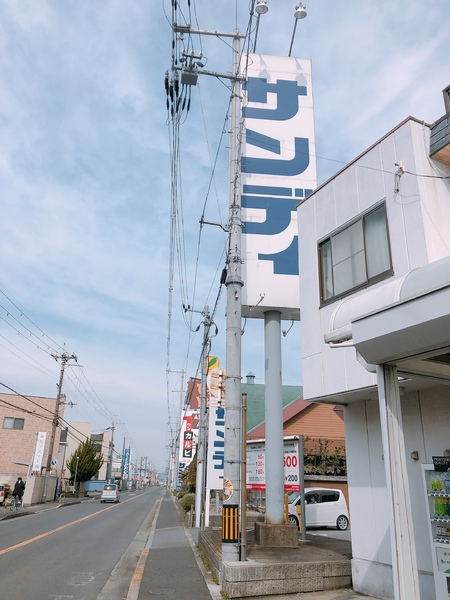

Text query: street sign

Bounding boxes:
[246,437,301,493]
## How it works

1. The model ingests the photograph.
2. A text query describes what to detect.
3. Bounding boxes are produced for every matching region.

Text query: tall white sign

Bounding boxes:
[206,403,225,491]
[241,54,317,319]
[32,431,47,473]
[206,367,225,491]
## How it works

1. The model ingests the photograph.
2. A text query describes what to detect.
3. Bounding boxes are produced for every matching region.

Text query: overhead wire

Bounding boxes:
[0,290,140,457]
[164,0,258,463]
[0,287,65,353]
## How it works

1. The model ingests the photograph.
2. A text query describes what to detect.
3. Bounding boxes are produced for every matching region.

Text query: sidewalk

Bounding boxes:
[136,493,216,599]
[0,493,99,520]
[137,494,383,600]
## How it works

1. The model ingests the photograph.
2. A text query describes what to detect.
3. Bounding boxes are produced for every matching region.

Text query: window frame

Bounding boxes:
[318,202,393,305]
[3,417,25,430]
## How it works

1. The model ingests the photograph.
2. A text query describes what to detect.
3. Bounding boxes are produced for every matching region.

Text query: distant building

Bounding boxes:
[0,392,64,486]
[64,421,112,484]
[179,372,346,490]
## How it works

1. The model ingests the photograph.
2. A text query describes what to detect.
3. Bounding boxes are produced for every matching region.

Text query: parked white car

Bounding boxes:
[288,487,349,531]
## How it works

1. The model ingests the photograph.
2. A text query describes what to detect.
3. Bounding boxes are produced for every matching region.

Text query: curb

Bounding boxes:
[0,495,100,521]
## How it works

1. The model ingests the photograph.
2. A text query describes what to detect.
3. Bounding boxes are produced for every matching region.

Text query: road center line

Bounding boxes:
[0,496,136,556]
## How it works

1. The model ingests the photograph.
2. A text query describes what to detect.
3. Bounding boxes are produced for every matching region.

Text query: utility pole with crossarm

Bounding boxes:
[41,351,77,503]
[169,23,245,562]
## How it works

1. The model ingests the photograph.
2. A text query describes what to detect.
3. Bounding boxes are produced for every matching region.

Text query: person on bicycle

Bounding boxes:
[13,477,25,504]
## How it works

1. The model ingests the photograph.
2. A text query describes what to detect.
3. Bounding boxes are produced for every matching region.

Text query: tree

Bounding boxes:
[303,437,347,476]
[66,439,104,490]
[181,450,197,493]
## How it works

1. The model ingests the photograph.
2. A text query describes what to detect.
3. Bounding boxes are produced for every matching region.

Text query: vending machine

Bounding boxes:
[422,460,450,599]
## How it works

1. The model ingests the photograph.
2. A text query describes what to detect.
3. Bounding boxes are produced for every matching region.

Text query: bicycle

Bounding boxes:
[10,495,21,511]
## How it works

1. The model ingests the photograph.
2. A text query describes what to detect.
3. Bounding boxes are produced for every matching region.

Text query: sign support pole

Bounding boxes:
[195,305,211,527]
[264,311,284,524]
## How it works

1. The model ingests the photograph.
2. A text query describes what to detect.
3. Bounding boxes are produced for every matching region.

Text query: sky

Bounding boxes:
[0,0,449,473]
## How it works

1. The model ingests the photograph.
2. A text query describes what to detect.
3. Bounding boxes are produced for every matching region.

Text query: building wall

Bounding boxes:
[65,421,110,481]
[346,389,450,599]
[298,116,450,599]
[298,119,450,403]
[0,392,64,485]
[283,404,345,442]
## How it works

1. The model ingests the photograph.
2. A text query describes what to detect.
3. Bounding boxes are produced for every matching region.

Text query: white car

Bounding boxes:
[100,484,120,503]
[288,487,349,531]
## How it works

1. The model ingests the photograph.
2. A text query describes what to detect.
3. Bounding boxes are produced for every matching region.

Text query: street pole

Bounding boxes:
[264,311,284,524]
[42,351,77,503]
[128,446,131,489]
[174,370,185,493]
[241,392,247,561]
[195,305,211,528]
[222,30,244,563]
[74,455,79,494]
[170,22,245,563]
[108,422,115,484]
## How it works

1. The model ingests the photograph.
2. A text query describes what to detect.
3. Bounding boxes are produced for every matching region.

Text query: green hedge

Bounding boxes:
[179,493,195,512]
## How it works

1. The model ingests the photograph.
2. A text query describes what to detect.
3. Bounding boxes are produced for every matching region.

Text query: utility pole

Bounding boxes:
[170,23,245,562]
[107,421,115,484]
[172,369,185,493]
[42,351,77,503]
[120,436,126,489]
[195,305,212,528]
[222,30,244,563]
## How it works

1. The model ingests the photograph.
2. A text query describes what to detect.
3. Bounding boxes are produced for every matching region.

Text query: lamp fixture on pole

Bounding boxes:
[254,0,269,53]
[289,3,307,57]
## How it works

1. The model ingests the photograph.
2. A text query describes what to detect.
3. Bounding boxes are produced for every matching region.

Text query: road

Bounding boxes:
[0,486,162,600]
[307,526,352,542]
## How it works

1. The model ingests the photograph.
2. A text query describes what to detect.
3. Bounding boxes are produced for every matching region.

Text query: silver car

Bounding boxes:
[100,484,120,503]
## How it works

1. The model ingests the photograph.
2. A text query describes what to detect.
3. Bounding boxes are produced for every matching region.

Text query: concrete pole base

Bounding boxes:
[254,522,299,548]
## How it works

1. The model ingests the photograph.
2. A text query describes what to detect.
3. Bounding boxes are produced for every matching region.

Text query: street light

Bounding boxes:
[254,0,269,53]
[289,3,307,57]
[73,456,79,495]
[255,0,268,14]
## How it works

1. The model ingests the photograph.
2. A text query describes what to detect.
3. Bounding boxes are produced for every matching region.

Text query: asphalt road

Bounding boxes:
[0,487,162,600]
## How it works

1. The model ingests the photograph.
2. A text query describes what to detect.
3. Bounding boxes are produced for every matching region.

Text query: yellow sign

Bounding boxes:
[223,477,233,500]
[207,356,219,371]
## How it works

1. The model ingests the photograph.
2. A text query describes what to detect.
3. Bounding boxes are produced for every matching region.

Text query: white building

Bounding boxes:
[298,86,450,600]
[65,421,112,483]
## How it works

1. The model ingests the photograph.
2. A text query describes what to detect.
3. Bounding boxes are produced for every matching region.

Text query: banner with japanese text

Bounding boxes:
[206,402,225,490]
[240,55,316,317]
[246,437,301,493]
[32,431,47,472]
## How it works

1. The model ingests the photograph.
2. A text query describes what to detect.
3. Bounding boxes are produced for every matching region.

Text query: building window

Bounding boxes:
[3,417,25,430]
[319,203,392,303]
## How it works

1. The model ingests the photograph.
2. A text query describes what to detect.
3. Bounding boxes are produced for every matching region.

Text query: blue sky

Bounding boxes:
[0,0,449,472]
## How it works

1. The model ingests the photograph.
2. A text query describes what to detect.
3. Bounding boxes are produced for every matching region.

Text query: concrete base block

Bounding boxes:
[254,522,299,548]
[221,560,351,598]
[198,529,352,599]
